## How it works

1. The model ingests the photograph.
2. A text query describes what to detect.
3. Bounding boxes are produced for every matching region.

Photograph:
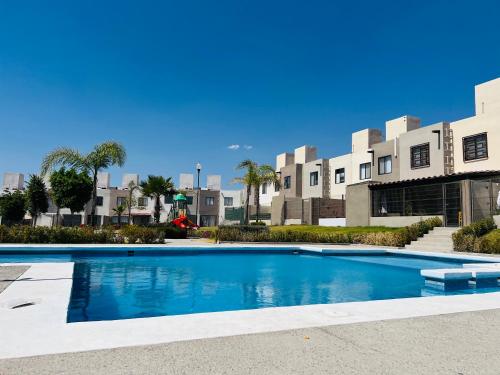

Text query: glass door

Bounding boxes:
[444,182,461,227]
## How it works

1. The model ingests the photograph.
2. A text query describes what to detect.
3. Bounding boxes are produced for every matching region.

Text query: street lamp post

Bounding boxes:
[195,162,202,226]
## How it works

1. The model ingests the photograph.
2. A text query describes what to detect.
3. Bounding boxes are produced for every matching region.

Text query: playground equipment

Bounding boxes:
[169,193,199,230]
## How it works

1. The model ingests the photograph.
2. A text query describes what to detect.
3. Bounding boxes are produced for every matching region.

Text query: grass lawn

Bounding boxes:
[269,225,401,235]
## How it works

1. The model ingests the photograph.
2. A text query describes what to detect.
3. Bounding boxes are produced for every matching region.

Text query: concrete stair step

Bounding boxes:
[405,245,453,251]
[414,238,453,245]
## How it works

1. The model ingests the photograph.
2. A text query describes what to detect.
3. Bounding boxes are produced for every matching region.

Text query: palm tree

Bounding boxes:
[253,164,280,222]
[112,205,126,227]
[140,175,175,223]
[232,160,258,224]
[125,180,140,225]
[41,141,126,226]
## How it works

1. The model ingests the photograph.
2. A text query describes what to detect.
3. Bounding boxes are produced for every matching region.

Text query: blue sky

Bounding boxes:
[1,0,499,188]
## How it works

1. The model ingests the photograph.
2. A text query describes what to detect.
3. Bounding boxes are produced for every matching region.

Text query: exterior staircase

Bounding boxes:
[404,227,458,252]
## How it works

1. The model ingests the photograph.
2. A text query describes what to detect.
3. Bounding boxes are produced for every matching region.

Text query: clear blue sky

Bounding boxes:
[1,0,499,188]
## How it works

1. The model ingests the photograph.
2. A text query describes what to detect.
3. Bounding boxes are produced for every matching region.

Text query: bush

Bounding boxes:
[143,223,188,239]
[0,225,120,244]
[453,217,497,252]
[216,218,442,246]
[250,221,267,226]
[119,225,160,244]
[474,230,500,253]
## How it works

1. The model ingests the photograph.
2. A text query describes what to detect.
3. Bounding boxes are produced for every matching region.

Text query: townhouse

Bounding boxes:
[251,77,500,228]
[347,77,500,228]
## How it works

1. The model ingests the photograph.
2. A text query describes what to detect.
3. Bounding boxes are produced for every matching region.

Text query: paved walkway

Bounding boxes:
[1,308,499,374]
[0,266,29,293]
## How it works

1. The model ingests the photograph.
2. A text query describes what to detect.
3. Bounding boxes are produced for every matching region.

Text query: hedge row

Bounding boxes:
[216,217,442,247]
[0,224,187,244]
[453,217,498,253]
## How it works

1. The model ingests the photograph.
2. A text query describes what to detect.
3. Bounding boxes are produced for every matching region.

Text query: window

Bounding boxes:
[164,194,173,204]
[378,156,392,175]
[224,197,233,206]
[335,168,345,184]
[96,196,104,206]
[371,184,445,217]
[275,182,280,192]
[359,162,371,180]
[137,197,148,207]
[463,133,488,161]
[411,143,430,169]
[310,171,319,186]
[205,196,215,206]
[284,176,291,189]
[262,183,267,194]
[116,197,127,207]
[186,196,193,205]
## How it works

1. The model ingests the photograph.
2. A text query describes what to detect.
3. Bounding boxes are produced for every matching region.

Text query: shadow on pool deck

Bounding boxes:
[0,266,29,294]
[1,308,500,375]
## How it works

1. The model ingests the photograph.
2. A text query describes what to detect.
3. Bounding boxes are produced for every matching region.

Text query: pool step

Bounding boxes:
[405,227,458,253]
[421,267,500,290]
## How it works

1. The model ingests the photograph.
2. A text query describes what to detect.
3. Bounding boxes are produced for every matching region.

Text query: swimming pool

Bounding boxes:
[1,249,499,322]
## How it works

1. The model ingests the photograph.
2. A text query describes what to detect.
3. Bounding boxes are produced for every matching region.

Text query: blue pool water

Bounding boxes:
[0,250,498,322]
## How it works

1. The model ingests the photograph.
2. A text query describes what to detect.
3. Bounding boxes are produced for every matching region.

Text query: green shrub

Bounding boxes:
[453,217,497,252]
[250,221,267,226]
[474,230,500,253]
[120,225,159,244]
[0,225,120,244]
[216,218,442,246]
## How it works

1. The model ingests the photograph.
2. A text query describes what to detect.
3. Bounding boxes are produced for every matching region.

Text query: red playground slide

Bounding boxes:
[171,215,199,230]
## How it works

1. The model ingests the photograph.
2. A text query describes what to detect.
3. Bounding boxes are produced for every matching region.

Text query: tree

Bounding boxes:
[252,164,280,222]
[25,175,49,227]
[49,168,93,226]
[140,176,175,223]
[125,180,140,225]
[232,160,258,224]
[0,191,26,226]
[112,205,126,227]
[41,141,126,226]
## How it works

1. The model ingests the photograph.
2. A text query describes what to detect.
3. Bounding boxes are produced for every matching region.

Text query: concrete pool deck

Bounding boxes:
[1,308,500,374]
[0,266,29,293]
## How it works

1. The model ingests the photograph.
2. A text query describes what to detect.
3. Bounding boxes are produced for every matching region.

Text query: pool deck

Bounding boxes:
[0,266,29,293]
[1,308,500,374]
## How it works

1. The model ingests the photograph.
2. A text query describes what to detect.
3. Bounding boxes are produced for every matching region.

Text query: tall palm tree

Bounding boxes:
[41,141,126,226]
[232,160,258,225]
[140,175,175,223]
[126,180,140,225]
[253,164,280,222]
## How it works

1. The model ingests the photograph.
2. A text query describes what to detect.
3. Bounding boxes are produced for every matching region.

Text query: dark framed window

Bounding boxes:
[274,182,280,192]
[335,168,345,184]
[224,197,233,206]
[205,196,215,206]
[463,133,488,161]
[262,183,267,194]
[96,196,104,206]
[186,196,193,205]
[164,194,174,204]
[378,155,392,175]
[284,176,291,189]
[310,171,319,186]
[116,197,127,207]
[411,143,430,169]
[359,162,371,180]
[137,197,148,207]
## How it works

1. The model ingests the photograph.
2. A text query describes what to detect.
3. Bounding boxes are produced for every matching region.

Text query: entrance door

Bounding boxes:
[444,182,461,227]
